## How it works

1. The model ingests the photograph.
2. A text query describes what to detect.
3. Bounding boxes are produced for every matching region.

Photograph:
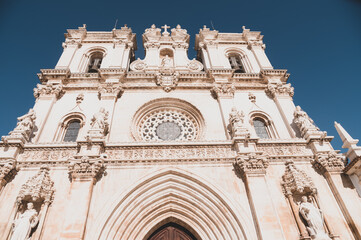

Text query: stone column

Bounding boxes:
[97,82,123,142]
[263,72,296,138]
[210,82,236,140]
[312,151,361,239]
[32,82,64,143]
[234,153,286,240]
[60,157,105,240]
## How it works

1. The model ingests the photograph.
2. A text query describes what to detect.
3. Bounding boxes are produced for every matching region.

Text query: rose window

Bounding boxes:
[138,109,199,141]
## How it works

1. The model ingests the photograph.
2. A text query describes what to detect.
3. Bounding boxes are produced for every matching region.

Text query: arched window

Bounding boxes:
[253,118,270,139]
[228,54,245,73]
[63,120,81,142]
[87,52,103,73]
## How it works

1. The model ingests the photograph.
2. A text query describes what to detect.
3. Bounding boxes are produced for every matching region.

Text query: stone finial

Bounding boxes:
[312,151,345,173]
[334,122,359,149]
[229,107,250,139]
[68,156,106,182]
[234,153,269,176]
[281,160,317,196]
[17,165,55,204]
[210,84,235,99]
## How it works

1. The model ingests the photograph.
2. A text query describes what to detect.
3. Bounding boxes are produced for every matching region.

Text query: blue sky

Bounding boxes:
[0,0,360,151]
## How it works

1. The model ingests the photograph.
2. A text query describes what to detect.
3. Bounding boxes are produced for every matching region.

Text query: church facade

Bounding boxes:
[1,24,361,240]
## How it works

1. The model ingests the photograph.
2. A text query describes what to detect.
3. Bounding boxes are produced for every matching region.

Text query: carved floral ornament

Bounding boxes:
[33,83,64,99]
[281,160,317,196]
[211,84,236,99]
[265,82,294,99]
[68,156,106,182]
[234,152,269,175]
[312,151,345,173]
[16,165,55,205]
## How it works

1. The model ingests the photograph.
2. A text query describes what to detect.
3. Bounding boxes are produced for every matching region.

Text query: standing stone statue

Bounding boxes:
[229,107,249,138]
[14,109,36,133]
[90,108,109,131]
[299,196,330,240]
[294,106,320,137]
[11,202,39,240]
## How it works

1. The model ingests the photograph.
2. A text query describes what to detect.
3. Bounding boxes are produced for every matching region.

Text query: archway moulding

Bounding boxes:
[87,167,256,240]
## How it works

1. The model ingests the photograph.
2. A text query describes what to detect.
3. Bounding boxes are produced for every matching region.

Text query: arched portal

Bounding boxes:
[88,168,256,240]
[147,222,197,240]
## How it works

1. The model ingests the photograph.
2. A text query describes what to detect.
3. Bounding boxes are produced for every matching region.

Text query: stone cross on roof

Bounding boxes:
[161,25,171,36]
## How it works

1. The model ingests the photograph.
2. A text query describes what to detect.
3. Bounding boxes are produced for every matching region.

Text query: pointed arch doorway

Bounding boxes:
[147,222,198,240]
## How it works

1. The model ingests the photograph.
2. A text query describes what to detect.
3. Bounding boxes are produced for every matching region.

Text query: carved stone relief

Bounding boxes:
[155,72,179,92]
[105,146,235,161]
[87,108,109,139]
[18,148,77,162]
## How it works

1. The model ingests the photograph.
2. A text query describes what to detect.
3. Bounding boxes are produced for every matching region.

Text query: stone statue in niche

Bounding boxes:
[90,108,109,131]
[161,55,172,69]
[11,202,39,240]
[299,196,330,240]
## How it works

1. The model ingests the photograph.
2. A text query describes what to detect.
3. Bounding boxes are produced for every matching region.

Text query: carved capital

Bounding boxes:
[265,83,294,99]
[68,156,106,182]
[33,83,64,99]
[234,153,269,176]
[17,165,54,204]
[312,151,345,173]
[281,160,317,196]
[98,83,123,99]
[0,159,17,186]
[210,84,235,99]
[156,71,179,92]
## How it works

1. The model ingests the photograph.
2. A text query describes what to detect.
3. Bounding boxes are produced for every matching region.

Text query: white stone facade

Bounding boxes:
[0,24,361,240]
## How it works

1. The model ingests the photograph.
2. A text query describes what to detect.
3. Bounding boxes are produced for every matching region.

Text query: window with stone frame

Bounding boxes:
[63,120,81,142]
